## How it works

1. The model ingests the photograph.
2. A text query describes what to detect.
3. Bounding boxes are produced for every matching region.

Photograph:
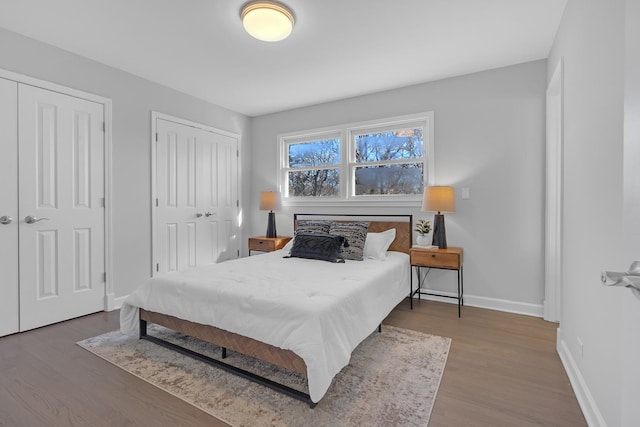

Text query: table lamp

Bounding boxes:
[422,186,455,249]
[259,191,281,238]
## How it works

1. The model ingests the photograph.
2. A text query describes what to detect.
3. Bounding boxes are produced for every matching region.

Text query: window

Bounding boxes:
[279,112,434,205]
[286,136,341,197]
[352,127,424,196]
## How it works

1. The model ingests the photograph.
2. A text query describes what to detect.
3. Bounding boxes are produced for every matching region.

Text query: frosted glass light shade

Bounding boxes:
[422,186,456,213]
[241,1,294,42]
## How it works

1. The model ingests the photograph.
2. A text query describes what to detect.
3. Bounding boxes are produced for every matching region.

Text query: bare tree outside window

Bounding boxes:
[287,139,340,196]
[279,113,432,201]
[354,128,424,195]
[288,169,339,196]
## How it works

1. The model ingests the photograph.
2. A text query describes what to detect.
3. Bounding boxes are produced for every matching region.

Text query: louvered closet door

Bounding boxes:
[18,84,105,331]
[0,78,19,337]
[155,118,239,274]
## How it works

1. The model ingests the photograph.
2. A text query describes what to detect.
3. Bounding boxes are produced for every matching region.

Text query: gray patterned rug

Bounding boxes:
[77,324,450,427]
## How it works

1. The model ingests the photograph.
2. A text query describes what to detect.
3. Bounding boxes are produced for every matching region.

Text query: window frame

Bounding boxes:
[279,129,345,199]
[278,112,434,207]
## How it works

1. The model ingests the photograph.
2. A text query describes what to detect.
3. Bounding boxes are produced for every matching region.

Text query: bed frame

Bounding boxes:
[139,214,412,407]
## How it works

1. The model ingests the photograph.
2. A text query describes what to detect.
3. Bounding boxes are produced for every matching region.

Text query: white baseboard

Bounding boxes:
[556,328,607,427]
[104,293,128,311]
[413,290,544,317]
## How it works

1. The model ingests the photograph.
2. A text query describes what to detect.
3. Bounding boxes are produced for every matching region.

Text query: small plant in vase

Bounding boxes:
[415,219,432,246]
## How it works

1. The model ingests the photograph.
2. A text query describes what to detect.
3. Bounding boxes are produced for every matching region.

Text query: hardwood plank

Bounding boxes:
[0,313,228,427]
[385,299,586,426]
[0,301,586,426]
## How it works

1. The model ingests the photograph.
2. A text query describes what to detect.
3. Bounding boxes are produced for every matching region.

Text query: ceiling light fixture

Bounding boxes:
[241,1,295,42]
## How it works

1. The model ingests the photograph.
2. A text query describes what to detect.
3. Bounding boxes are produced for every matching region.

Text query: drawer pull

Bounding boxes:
[432,254,436,258]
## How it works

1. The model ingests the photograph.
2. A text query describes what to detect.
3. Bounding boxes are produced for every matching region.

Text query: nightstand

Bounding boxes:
[410,246,464,317]
[248,236,292,255]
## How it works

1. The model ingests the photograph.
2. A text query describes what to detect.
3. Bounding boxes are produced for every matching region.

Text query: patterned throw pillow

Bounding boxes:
[295,220,332,235]
[329,222,370,261]
[286,232,347,263]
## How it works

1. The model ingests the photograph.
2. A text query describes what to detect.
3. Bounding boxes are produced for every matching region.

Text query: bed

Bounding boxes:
[120,214,412,405]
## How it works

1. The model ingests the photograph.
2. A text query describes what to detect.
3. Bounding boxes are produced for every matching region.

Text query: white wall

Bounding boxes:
[548,0,627,425]
[0,28,252,300]
[251,60,548,313]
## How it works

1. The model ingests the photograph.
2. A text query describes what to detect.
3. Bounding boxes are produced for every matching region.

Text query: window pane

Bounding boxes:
[354,164,423,195]
[288,139,340,168]
[355,128,423,163]
[288,169,340,197]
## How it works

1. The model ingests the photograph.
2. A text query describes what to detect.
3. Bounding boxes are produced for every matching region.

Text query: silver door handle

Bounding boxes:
[25,215,50,224]
[205,212,213,217]
[0,216,12,225]
[602,261,640,298]
[195,213,203,218]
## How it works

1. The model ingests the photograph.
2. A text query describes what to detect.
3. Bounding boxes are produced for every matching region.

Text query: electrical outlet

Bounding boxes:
[577,337,584,359]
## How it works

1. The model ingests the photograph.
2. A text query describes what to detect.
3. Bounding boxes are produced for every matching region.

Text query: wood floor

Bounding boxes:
[0,300,586,427]
[386,301,586,427]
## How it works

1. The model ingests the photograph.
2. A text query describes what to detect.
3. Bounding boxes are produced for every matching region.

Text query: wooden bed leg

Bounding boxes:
[222,347,227,359]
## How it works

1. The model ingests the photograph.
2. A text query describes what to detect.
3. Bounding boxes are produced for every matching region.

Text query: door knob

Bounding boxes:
[0,216,12,225]
[602,261,640,299]
[205,212,213,217]
[25,215,50,224]
[195,213,203,218]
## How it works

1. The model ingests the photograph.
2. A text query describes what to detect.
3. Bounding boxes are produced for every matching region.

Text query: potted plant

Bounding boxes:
[415,219,432,245]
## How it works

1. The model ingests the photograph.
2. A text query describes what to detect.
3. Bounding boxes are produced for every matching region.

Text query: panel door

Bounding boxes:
[0,78,18,337]
[155,118,239,274]
[198,128,240,264]
[18,84,105,331]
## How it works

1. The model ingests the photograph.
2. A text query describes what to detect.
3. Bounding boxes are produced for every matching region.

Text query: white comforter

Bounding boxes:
[120,249,410,402]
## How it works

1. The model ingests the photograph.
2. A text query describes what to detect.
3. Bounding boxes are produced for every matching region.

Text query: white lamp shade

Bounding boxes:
[241,1,294,42]
[259,191,282,211]
[422,186,456,213]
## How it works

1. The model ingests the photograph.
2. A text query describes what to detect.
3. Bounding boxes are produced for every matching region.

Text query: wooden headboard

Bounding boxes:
[293,213,413,254]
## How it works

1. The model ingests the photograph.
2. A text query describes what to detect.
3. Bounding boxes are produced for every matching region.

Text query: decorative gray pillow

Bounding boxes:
[286,232,347,263]
[295,220,332,235]
[329,222,370,261]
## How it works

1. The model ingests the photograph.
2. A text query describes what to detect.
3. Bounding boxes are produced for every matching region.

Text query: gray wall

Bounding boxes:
[251,60,548,311]
[548,0,628,424]
[0,28,252,299]
[0,27,548,314]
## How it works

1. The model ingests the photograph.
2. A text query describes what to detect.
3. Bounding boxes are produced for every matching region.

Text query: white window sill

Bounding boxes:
[283,197,422,208]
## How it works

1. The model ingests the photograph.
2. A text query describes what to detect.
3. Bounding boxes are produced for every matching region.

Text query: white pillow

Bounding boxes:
[282,238,294,251]
[363,229,396,260]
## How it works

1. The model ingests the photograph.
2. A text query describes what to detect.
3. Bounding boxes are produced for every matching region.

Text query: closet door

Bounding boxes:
[202,128,239,264]
[18,84,105,331]
[154,118,239,274]
[0,78,18,337]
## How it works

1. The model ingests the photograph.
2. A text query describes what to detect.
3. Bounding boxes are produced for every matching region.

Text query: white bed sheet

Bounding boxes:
[120,249,410,402]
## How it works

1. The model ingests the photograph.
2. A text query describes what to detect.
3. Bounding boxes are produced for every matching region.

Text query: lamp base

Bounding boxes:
[432,213,447,249]
[266,211,277,238]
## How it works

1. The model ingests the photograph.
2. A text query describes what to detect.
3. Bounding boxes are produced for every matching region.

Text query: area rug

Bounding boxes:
[77,324,450,427]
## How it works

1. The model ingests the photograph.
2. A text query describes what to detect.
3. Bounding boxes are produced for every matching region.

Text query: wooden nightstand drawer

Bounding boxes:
[248,236,292,254]
[410,247,462,269]
[249,238,277,252]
